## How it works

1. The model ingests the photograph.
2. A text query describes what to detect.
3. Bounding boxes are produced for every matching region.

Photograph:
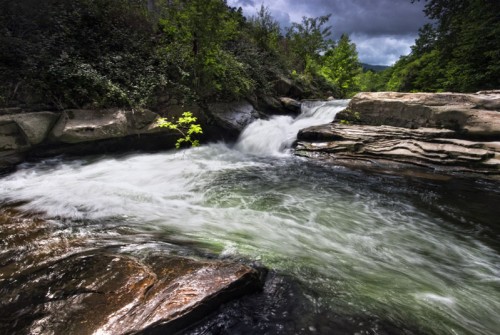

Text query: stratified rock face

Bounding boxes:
[0,206,263,335]
[297,124,500,173]
[296,91,500,177]
[335,91,500,138]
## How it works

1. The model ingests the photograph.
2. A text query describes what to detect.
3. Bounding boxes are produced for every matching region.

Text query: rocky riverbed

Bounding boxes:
[0,205,264,335]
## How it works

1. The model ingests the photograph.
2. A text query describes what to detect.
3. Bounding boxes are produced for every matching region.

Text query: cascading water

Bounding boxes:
[235,99,348,155]
[1,100,500,335]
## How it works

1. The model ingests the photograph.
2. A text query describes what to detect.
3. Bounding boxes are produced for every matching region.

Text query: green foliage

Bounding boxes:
[0,0,363,110]
[388,0,500,92]
[247,5,281,52]
[157,0,252,100]
[157,112,203,149]
[285,15,333,73]
[358,70,390,92]
[0,0,167,109]
[319,34,362,97]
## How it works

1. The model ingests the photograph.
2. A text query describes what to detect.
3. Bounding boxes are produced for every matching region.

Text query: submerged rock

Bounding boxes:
[296,91,500,178]
[0,206,264,335]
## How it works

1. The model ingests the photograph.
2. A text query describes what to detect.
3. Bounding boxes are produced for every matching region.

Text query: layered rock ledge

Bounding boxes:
[0,101,263,173]
[295,91,500,178]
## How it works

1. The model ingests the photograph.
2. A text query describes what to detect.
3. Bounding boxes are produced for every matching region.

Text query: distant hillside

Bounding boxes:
[361,63,389,72]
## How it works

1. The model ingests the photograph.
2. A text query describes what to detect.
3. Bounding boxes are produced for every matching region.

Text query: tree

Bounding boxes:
[247,5,281,53]
[391,0,500,92]
[157,0,254,100]
[0,0,168,108]
[285,14,333,73]
[319,34,362,97]
[157,111,203,148]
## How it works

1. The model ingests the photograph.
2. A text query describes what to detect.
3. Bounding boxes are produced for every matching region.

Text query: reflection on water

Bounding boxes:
[1,99,499,334]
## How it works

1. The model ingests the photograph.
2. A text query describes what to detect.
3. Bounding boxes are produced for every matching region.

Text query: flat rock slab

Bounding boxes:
[0,207,262,335]
[335,91,500,138]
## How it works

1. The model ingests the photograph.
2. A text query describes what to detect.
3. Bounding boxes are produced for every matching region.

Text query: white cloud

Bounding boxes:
[351,34,416,66]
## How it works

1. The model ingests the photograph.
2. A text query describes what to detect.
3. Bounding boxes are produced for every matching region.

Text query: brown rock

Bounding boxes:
[336,91,500,138]
[296,124,500,176]
[0,206,263,335]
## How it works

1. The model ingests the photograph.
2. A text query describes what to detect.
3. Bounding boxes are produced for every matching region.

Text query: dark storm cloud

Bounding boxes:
[227,0,429,65]
[282,0,427,37]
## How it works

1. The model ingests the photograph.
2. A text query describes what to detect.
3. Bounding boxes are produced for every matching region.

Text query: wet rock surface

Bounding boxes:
[184,271,425,335]
[0,206,263,335]
[296,92,500,178]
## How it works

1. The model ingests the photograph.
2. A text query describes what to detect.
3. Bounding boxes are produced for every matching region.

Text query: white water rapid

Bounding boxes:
[1,100,500,335]
[235,100,348,156]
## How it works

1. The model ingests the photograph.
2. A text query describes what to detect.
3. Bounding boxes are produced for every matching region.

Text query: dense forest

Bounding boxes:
[0,0,499,112]
[0,0,347,110]
[384,0,500,93]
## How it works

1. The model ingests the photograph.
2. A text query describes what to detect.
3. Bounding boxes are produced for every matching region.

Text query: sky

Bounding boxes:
[227,0,429,66]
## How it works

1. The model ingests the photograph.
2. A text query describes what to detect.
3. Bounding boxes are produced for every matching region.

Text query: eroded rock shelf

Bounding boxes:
[295,91,500,178]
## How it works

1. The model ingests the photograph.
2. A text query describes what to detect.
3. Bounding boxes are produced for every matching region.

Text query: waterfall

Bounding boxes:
[234,100,349,156]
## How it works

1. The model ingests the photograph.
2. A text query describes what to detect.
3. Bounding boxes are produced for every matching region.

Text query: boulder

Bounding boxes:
[279,97,301,115]
[0,112,60,172]
[51,109,126,143]
[0,206,264,335]
[207,101,259,135]
[335,91,500,138]
[50,108,167,141]
[0,111,59,152]
[0,112,59,145]
[0,121,28,152]
[245,95,281,115]
[273,76,293,96]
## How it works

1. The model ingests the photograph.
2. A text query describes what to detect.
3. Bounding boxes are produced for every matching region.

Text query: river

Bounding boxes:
[1,100,499,335]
